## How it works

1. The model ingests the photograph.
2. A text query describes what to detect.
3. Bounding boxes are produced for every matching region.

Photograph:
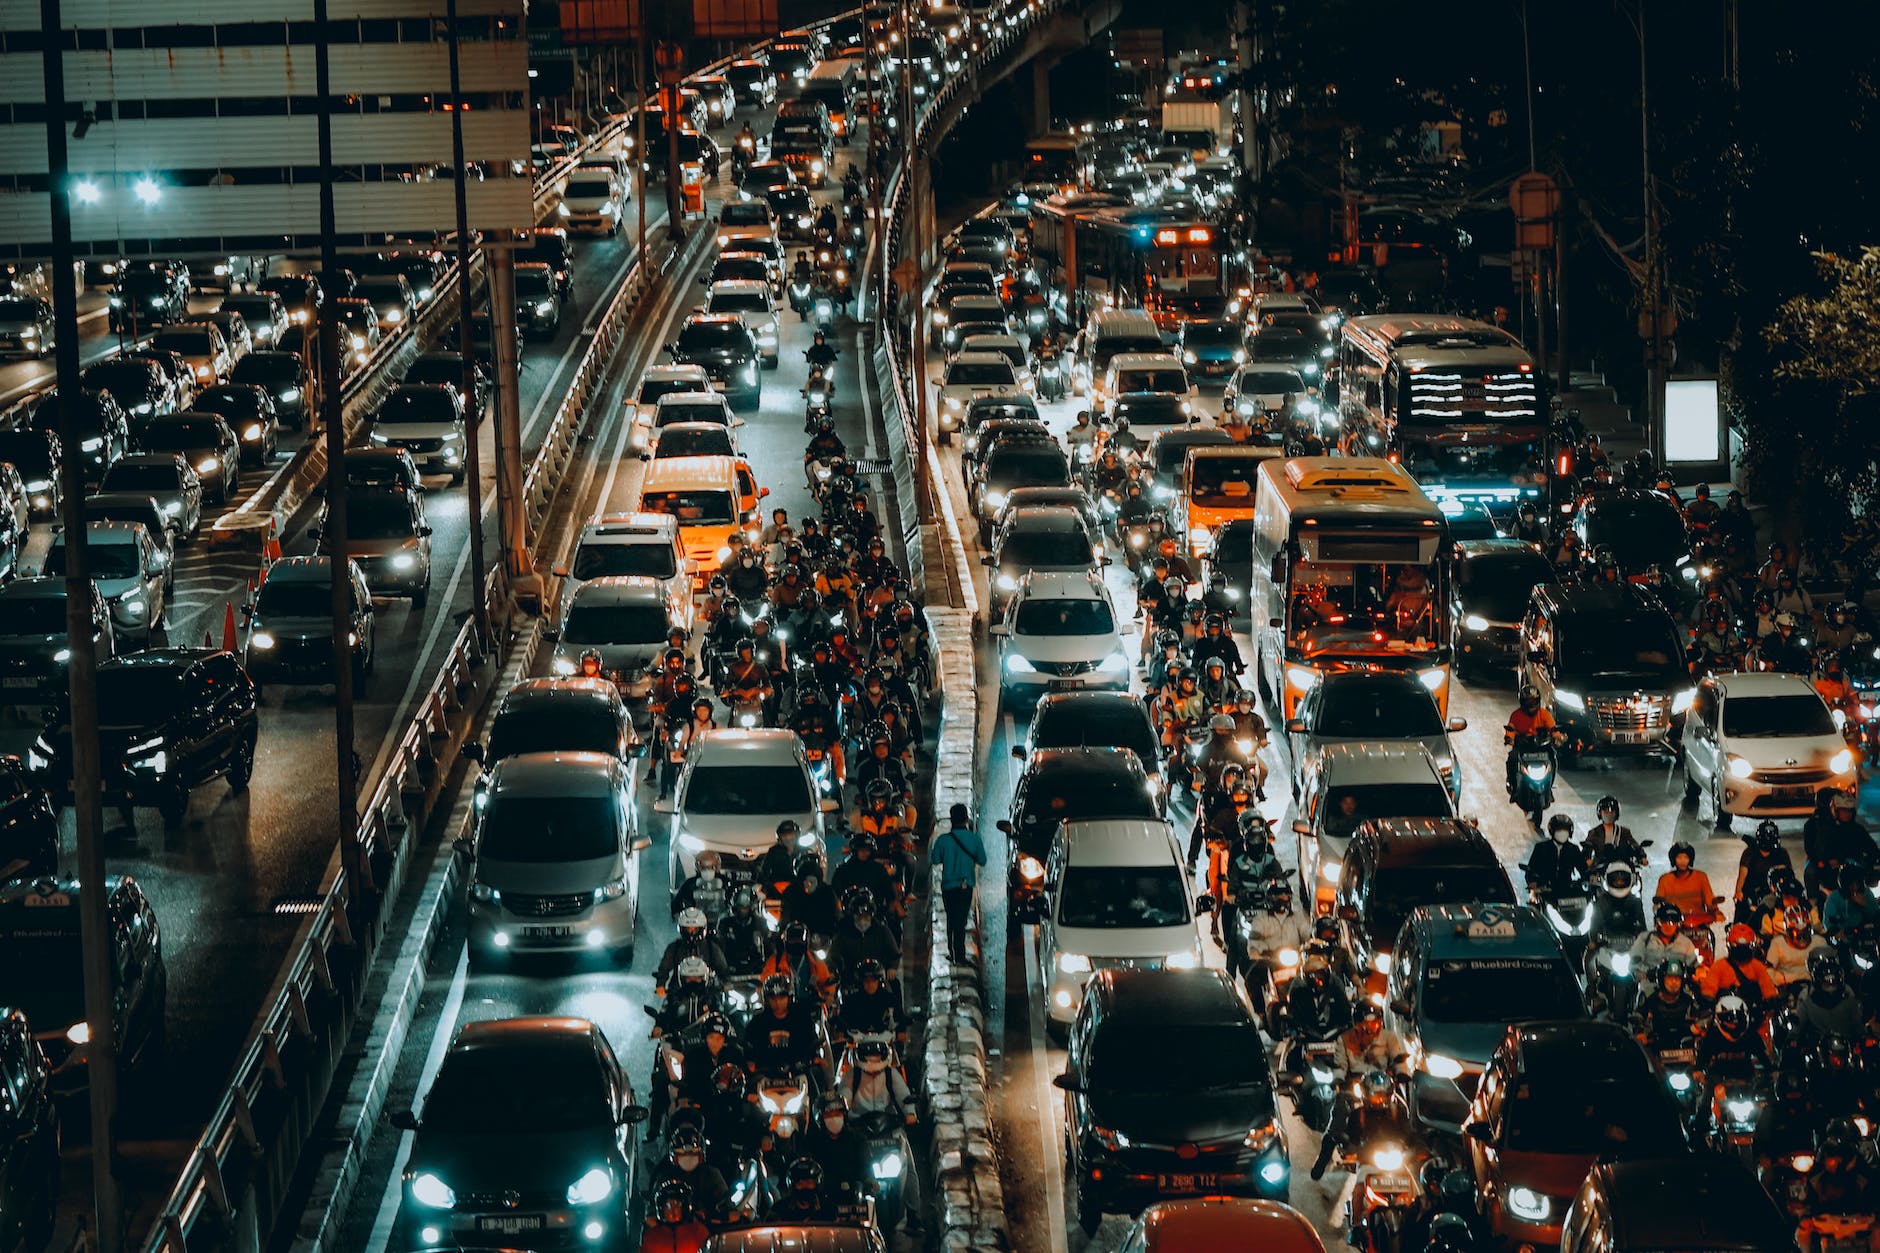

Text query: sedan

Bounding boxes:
[137,413,243,505]
[353,274,417,333]
[1284,669,1466,798]
[44,521,167,648]
[230,351,313,427]
[703,280,781,367]
[514,264,563,339]
[81,359,174,425]
[216,292,287,348]
[0,297,54,359]
[983,505,1104,620]
[191,384,279,466]
[100,454,202,541]
[390,1017,648,1250]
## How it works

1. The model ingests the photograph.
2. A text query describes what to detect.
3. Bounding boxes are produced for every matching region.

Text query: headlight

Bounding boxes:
[1234,349,1247,363]
[1727,754,1753,780]
[1166,949,1200,970]
[984,490,1008,510]
[390,553,417,572]
[552,655,577,675]
[196,457,219,474]
[26,479,49,492]
[81,437,103,453]
[1003,652,1034,675]
[1672,687,1696,714]
[163,500,183,516]
[557,202,571,217]
[469,881,500,903]
[410,1173,457,1209]
[134,402,153,415]
[1056,952,1091,974]
[1506,1186,1549,1222]
[1423,1052,1464,1080]
[1611,953,1632,977]
[1554,689,1585,711]
[1831,748,1855,775]
[1667,1069,1693,1092]
[1285,664,1319,692]
[1417,668,1446,692]
[871,1151,904,1181]
[1189,526,1210,546]
[1463,613,1490,632]
[567,1167,614,1206]
[52,647,71,663]
[995,572,1018,591]
[1373,953,1391,975]
[1016,853,1045,881]
[1320,859,1342,883]
[1372,1145,1405,1172]
[383,308,403,323]
[1182,351,1197,364]
[281,388,301,403]
[66,1020,90,1046]
[250,631,276,650]
[535,301,553,316]
[243,423,263,441]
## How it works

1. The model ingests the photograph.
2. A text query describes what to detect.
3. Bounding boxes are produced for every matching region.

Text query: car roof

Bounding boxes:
[1002,505,1086,534]
[655,391,732,410]
[1022,745,1144,781]
[1314,668,1430,696]
[1533,582,1663,616]
[1505,1019,1649,1073]
[947,350,1012,368]
[0,576,66,601]
[500,677,623,714]
[449,1015,597,1054]
[55,518,145,545]
[1314,740,1445,783]
[1057,818,1178,866]
[487,751,623,798]
[691,728,804,764]
[567,575,667,606]
[701,1225,886,1253]
[643,363,711,381]
[1353,817,1498,868]
[1089,968,1248,1025]
[710,280,771,298]
[99,648,213,676]
[1138,1199,1324,1253]
[682,313,746,330]
[582,511,679,538]
[1016,569,1107,601]
[1410,903,1560,961]
[1587,1157,1792,1250]
[265,555,339,583]
[1711,671,1819,699]
[0,874,131,917]
[1455,537,1549,562]
[1109,351,1183,369]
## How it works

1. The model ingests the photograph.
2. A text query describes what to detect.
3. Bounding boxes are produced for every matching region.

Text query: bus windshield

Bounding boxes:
[1285,557,1447,656]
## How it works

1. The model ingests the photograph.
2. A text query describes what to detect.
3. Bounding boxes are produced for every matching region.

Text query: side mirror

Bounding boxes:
[1270,555,1286,583]
[1269,617,1282,629]
[241,602,256,617]
[1447,716,1468,733]
[1285,718,1306,734]
[417,524,432,537]
[758,487,770,498]
[1390,997,1412,1016]
[1292,819,1311,836]
[631,836,654,853]
[639,451,652,462]
[1011,745,1026,760]
[981,555,996,567]
[995,819,1014,835]
[1051,1073,1081,1093]
[307,524,322,539]
[389,1109,420,1132]
[452,836,473,855]
[542,629,560,644]
[552,565,569,578]
[1464,1121,1491,1142]
[654,798,676,815]
[618,1103,651,1126]
[460,742,484,763]
[1194,894,1216,914]
[988,623,1008,637]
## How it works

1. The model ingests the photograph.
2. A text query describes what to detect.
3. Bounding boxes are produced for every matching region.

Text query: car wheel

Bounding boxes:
[1712,778,1733,830]
[157,786,189,830]
[226,729,257,793]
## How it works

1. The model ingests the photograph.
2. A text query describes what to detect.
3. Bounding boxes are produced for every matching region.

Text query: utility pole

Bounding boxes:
[1638,0,1665,463]
[314,0,361,890]
[658,39,685,243]
[634,29,648,288]
[445,0,489,638]
[897,0,932,525]
[488,245,529,581]
[41,9,119,1250]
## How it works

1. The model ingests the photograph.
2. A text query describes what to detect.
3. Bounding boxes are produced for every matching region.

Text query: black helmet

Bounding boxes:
[731,885,757,914]
[794,851,822,882]
[777,818,801,840]
[1519,683,1541,707]
[843,885,877,918]
[785,1156,825,1194]
[1810,947,1846,993]
[850,831,879,856]
[1751,819,1781,849]
[1596,795,1620,819]
[1668,840,1696,867]
[1657,956,1688,986]
[1714,994,1750,1036]
[763,973,793,1001]
[1359,1070,1392,1106]
[855,957,886,985]
[864,779,895,809]
[1547,813,1574,840]
[1654,900,1684,928]
[782,920,810,956]
[654,1177,694,1224]
[1425,1212,1474,1253]
[701,1011,732,1040]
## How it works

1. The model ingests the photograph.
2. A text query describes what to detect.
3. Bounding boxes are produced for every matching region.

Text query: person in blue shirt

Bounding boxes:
[1822,865,1880,939]
[933,802,987,965]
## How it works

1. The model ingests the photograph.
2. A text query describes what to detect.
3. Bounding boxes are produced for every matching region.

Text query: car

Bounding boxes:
[1449,539,1557,678]
[959,395,1043,449]
[548,577,682,703]
[993,570,1129,708]
[648,128,722,182]
[1122,1198,1327,1253]
[340,447,423,501]
[1107,391,1199,436]
[314,487,433,606]
[558,168,625,235]
[646,391,743,457]
[230,351,313,427]
[35,390,129,484]
[983,505,1104,619]
[1518,582,1689,760]
[464,677,638,807]
[706,250,779,295]
[937,295,1008,352]
[390,1017,648,1248]
[958,332,1030,384]
[1386,903,1587,1134]
[122,346,197,410]
[516,231,574,301]
[0,877,165,1094]
[1041,818,1203,1026]
[330,296,383,364]
[242,556,376,690]
[668,315,763,408]
[1438,499,1502,542]
[633,364,715,430]
[0,431,62,518]
[725,56,777,108]
[1058,969,1289,1232]
[99,454,202,542]
[0,1006,59,1246]
[513,263,563,339]
[370,384,468,483]
[1096,352,1196,419]
[646,421,736,462]
[1683,671,1857,826]
[1571,488,1693,583]
[1144,426,1235,504]
[705,280,782,367]
[716,199,778,252]
[81,492,175,589]
[44,521,167,648]
[768,132,829,187]
[81,358,175,423]
[972,438,1071,540]
[1561,1157,1793,1253]
[961,420,1052,482]
[256,273,322,328]
[1019,690,1166,801]
[353,273,418,332]
[995,484,1103,539]
[764,185,817,242]
[657,728,835,891]
[0,578,111,706]
[0,757,56,883]
[1222,364,1316,425]
[136,412,242,504]
[738,159,796,200]
[1465,1020,1689,1247]
[1285,670,1466,799]
[31,649,257,828]
[693,73,737,124]
[1335,816,1517,993]
[1292,742,1456,915]
[0,296,53,359]
[556,512,692,628]
[204,308,253,363]
[403,350,489,421]
[1177,318,1248,382]
[216,291,288,348]
[1245,327,1324,384]
[998,746,1159,911]
[109,268,189,333]
[190,383,279,466]
[149,322,233,386]
[461,753,649,964]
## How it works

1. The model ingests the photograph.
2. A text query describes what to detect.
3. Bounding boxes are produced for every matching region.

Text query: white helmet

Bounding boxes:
[677,907,708,937]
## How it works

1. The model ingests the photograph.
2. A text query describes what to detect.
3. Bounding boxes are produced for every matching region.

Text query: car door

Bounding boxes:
[1039,835,1067,970]
[172,664,223,782]
[1684,681,1722,790]
[137,531,165,624]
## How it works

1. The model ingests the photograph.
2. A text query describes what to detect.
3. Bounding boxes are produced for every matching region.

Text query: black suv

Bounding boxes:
[192,384,280,466]
[230,351,313,428]
[0,757,57,883]
[0,1008,58,1246]
[1335,817,1516,982]
[1519,582,1687,760]
[31,650,259,828]
[464,676,639,807]
[1571,488,1693,584]
[669,314,762,408]
[0,876,166,1094]
[996,747,1158,919]
[34,390,129,484]
[1449,538,1558,678]
[243,556,377,692]
[0,430,62,518]
[1057,969,1289,1233]
[109,268,189,333]
[0,577,111,707]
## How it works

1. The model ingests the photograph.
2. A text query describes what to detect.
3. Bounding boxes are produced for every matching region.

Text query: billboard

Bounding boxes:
[1664,378,1722,465]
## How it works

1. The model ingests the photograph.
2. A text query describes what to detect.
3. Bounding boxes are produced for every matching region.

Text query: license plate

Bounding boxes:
[1370,1172,1413,1193]
[0,677,35,689]
[1609,729,1652,744]
[476,1215,544,1234]
[1047,679,1082,692]
[1156,1173,1221,1192]
[524,925,573,939]
[1659,1049,1695,1064]
[1773,786,1815,804]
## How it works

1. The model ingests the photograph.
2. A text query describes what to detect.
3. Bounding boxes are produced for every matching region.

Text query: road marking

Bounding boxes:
[1021,923,1070,1253]
[366,945,470,1253]
[520,248,638,444]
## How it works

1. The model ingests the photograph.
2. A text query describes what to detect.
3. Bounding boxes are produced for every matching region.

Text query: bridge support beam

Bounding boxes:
[1025,55,1057,137]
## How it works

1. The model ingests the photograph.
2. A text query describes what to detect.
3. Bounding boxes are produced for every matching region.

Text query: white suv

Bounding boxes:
[1683,671,1857,826]
[937,351,1023,434]
[1292,742,1455,916]
[1096,351,1197,420]
[657,728,836,892]
[991,570,1129,709]
[557,511,693,630]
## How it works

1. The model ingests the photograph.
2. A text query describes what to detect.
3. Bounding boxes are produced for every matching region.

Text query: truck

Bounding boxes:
[1160,98,1233,156]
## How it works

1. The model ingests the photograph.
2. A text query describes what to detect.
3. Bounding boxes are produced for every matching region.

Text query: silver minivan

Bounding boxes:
[462,752,648,965]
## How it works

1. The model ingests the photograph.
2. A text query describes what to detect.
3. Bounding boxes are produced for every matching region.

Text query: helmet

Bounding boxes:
[843,886,878,919]
[676,955,712,987]
[713,1062,747,1099]
[1657,956,1688,989]
[696,850,721,875]
[677,908,708,940]
[857,1036,892,1072]
[819,1094,848,1126]
[1359,1070,1392,1106]
[1752,819,1781,849]
[782,920,810,956]
[1211,712,1235,735]
[1714,994,1750,1036]
[654,1177,694,1224]
[777,818,802,840]
[850,831,879,857]
[1810,947,1846,993]
[794,852,822,883]
[578,647,603,676]
[1266,881,1294,911]
[731,886,757,915]
[1238,809,1271,841]
[1519,683,1541,708]
[1204,612,1225,633]
[669,1125,707,1160]
[1603,866,1635,897]
[1726,923,1760,960]
[1843,864,1868,894]
[1832,789,1858,813]
[1313,915,1340,945]
[762,973,793,1002]
[1184,601,1206,623]
[1596,795,1620,819]
[1668,840,1696,868]
[1820,1117,1861,1169]
[1776,611,1798,630]
[1425,1213,1474,1253]
[1782,905,1813,945]
[854,957,886,986]
[1547,813,1574,841]
[785,1156,824,1195]
[1155,628,1181,652]
[701,1012,731,1040]
[663,646,687,670]
[1654,900,1684,928]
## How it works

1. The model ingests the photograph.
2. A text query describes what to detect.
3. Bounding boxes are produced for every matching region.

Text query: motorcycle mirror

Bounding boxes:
[1194,894,1216,914]
[980,555,996,567]
[1285,718,1307,734]
[632,837,653,853]
[1292,820,1311,836]
[542,629,560,644]
[1051,1073,1082,1093]
[460,742,484,763]
[619,1104,651,1126]
[451,836,473,856]
[1011,745,1026,760]
[1527,649,1547,663]
[820,796,840,814]
[994,819,1014,835]
[1269,617,1282,629]
[1463,1121,1491,1142]
[988,623,1008,638]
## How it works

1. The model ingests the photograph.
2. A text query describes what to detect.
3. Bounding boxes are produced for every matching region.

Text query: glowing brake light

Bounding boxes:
[1155,228,1178,245]
[1186,227,1211,243]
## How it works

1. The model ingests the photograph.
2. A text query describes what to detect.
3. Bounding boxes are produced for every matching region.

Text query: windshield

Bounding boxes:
[1421,957,1586,1024]
[565,178,613,199]
[656,427,732,458]
[1582,500,1687,572]
[1365,865,1512,942]
[1001,528,1094,568]
[1559,616,1682,681]
[151,330,213,356]
[642,490,735,526]
[346,496,417,540]
[1503,1072,1685,1154]
[1321,784,1454,832]
[195,388,261,417]
[1090,1023,1264,1092]
[0,932,83,1025]
[572,542,676,581]
[258,580,336,618]
[0,299,41,320]
[1033,704,1157,761]
[233,356,297,385]
[710,291,770,314]
[1286,557,1447,653]
[1214,523,1253,567]
[1724,694,1837,738]
[101,464,179,493]
[1461,554,1552,622]
[402,360,465,388]
[82,364,154,397]
[489,705,619,762]
[1188,455,1261,503]
[713,260,770,285]
[656,401,730,428]
[97,664,184,712]
[1113,396,1189,426]
[1315,678,1444,736]
[1058,865,1189,929]
[677,323,750,352]
[721,202,770,226]
[1014,597,1114,637]
[947,361,1016,387]
[564,602,668,645]
[1240,369,1307,395]
[423,1047,611,1133]
[987,449,1069,489]
[684,764,810,815]
[1249,335,1311,362]
[480,794,621,862]
[379,391,457,424]
[140,421,220,449]
[1183,323,1242,348]
[46,539,140,580]
[638,378,702,405]
[0,595,66,634]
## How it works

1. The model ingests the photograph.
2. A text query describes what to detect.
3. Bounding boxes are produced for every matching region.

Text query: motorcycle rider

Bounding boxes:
[1630,902,1702,995]
[1218,812,1287,976]
[756,821,807,897]
[779,856,839,944]
[1188,612,1245,677]
[1804,790,1878,899]
[1695,923,1781,1008]
[1584,795,1649,871]
[1633,957,1702,1049]
[1503,683,1560,796]
[1733,819,1796,926]
[719,638,774,724]
[831,831,902,919]
[1694,994,1768,1092]
[642,1178,713,1253]
[679,1013,750,1106]
[1585,863,1647,985]
[1823,864,1880,938]
[1241,881,1309,1012]
[1818,601,1863,654]
[801,1096,870,1201]
[649,1128,732,1224]
[656,908,731,991]
[1765,904,1828,988]
[771,1158,840,1222]
[671,851,732,927]
[716,888,769,977]
[1757,611,1812,675]
[1511,500,1547,544]
[746,973,828,1083]
[1310,1070,1421,1183]
[834,957,908,1044]
[1524,813,1591,905]
[1286,951,1354,1065]
[1064,409,1100,464]
[834,1035,922,1225]
[1796,950,1866,1040]
[1653,841,1721,938]
[1801,1118,1880,1227]
[828,887,899,984]
[1188,758,1253,869]
[1193,709,1261,803]
[651,956,724,1040]
[1333,1000,1409,1079]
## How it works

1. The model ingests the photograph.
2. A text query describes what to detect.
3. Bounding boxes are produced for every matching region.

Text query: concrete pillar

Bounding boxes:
[487,245,532,588]
[912,150,937,273]
[1029,56,1053,137]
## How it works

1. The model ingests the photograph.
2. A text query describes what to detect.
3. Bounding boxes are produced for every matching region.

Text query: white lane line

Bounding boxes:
[1022,924,1070,1253]
[365,946,470,1253]
[518,249,637,445]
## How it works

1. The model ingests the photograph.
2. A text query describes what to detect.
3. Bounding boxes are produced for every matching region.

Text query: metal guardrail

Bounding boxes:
[135,18,860,1253]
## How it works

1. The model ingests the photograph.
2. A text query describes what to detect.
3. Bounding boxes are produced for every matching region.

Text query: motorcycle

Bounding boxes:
[1343,1137,1418,1253]
[1288,1038,1341,1133]
[853,1107,911,1229]
[1586,931,1643,1018]
[788,276,814,318]
[802,376,832,428]
[1240,938,1300,1036]
[1506,732,1557,828]
[1530,885,1594,963]
[1035,350,1066,401]
[756,1067,813,1146]
[813,292,836,335]
[1654,1041,1703,1127]
[1708,1079,1766,1163]
[1803,1211,1878,1253]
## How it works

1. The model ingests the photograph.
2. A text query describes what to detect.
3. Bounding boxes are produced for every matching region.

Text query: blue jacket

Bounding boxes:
[933,822,986,890]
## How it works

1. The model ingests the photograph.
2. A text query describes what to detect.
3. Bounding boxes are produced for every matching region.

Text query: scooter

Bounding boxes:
[1288,1037,1341,1133]
[853,1108,911,1230]
[1343,1136,1418,1253]
[1507,732,1557,828]
[788,276,814,318]
[1036,351,1066,401]
[812,292,836,335]
[802,375,832,429]
[1708,1079,1766,1164]
[1586,932,1643,1018]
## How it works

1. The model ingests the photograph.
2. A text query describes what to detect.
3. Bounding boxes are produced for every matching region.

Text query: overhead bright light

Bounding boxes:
[133,176,161,206]
[73,179,101,205]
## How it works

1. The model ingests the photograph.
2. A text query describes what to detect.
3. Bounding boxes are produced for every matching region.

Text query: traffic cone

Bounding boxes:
[222,601,238,653]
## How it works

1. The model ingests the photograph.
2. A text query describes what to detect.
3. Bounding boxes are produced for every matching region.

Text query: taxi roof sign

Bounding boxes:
[1458,907,1517,939]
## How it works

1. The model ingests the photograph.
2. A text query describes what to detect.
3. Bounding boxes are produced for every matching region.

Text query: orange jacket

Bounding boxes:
[1654,869,1719,923]
[1696,955,1781,1004]
[642,1219,712,1253]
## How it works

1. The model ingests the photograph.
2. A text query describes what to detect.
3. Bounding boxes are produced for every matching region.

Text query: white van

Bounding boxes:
[1080,307,1164,399]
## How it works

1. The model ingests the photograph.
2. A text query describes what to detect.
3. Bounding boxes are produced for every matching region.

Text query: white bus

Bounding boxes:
[1249,457,1453,719]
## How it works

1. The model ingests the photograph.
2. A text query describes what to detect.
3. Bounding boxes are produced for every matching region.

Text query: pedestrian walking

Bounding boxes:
[933,802,987,965]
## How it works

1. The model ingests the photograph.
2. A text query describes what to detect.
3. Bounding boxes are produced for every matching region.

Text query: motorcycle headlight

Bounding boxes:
[1372,1145,1405,1173]
[250,631,276,650]
[1726,1098,1757,1122]
[535,301,553,316]
[1611,952,1632,977]
[81,437,104,453]
[1016,853,1045,881]
[1423,1052,1464,1080]
[1320,860,1341,883]
[1667,1069,1692,1092]
[410,1172,457,1209]
[567,1167,614,1206]
[281,388,301,403]
[1506,1186,1549,1222]
[1524,762,1550,780]
[871,1151,904,1180]
[1056,952,1091,974]
[1463,613,1490,632]
[552,655,577,675]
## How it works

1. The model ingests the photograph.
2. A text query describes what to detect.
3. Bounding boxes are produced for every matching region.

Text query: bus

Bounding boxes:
[1022,134,1092,194]
[1249,457,1452,719]
[1029,196,1233,327]
[1331,315,1545,518]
